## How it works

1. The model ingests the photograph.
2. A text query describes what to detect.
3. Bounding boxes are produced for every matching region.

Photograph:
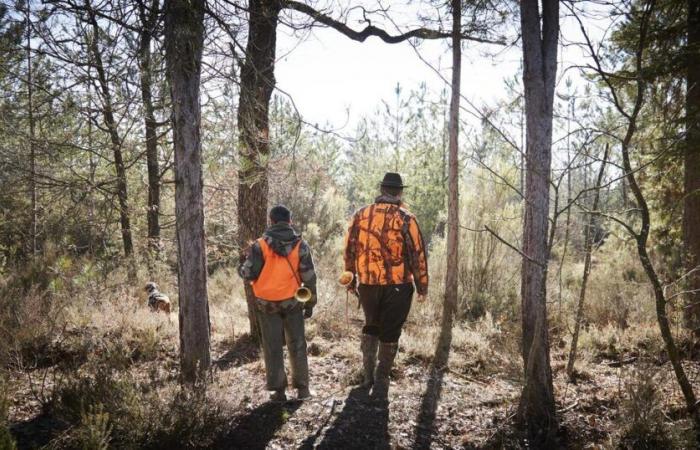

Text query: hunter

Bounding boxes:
[344,172,429,401]
[238,205,317,402]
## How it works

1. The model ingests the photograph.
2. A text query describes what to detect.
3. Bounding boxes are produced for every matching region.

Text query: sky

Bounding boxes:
[272,4,609,132]
[274,23,519,130]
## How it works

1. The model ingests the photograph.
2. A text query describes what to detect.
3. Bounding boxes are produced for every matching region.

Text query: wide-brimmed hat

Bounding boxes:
[380,172,407,188]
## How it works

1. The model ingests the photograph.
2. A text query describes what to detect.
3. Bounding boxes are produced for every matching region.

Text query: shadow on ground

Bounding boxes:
[214,332,260,370]
[301,387,389,450]
[11,412,66,449]
[214,401,301,450]
[414,303,455,449]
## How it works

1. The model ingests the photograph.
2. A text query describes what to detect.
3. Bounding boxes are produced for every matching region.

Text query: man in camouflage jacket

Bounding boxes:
[344,172,429,401]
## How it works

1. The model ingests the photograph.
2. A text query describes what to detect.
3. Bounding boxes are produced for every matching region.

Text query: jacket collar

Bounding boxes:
[374,194,402,206]
[263,222,301,256]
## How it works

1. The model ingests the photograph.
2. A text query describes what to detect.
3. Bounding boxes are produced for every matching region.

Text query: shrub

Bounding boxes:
[64,404,112,450]
[615,367,673,450]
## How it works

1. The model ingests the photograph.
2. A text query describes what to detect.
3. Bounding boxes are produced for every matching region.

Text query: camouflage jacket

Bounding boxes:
[344,195,429,295]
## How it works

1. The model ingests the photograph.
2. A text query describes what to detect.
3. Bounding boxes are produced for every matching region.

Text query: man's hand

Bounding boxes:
[416,294,427,303]
[345,274,359,296]
[303,307,313,319]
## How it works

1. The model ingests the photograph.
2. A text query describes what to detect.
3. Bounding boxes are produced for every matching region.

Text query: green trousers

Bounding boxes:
[257,300,309,391]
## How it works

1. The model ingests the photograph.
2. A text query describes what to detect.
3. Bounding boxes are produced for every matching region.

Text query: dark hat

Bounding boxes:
[380,172,407,188]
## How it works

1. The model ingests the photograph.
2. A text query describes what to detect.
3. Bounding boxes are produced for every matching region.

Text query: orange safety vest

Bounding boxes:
[251,238,302,301]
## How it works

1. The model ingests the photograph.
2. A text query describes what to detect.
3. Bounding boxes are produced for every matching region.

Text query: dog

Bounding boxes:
[145,282,171,314]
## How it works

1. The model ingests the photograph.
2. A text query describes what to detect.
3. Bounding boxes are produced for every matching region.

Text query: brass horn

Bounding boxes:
[295,284,313,303]
[339,271,354,286]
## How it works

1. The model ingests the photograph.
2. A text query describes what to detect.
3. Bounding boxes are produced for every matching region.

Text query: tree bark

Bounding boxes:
[444,0,460,319]
[137,0,162,261]
[518,0,559,445]
[164,0,211,384]
[26,3,37,257]
[237,0,281,341]
[85,2,135,264]
[567,145,609,380]
[684,0,700,337]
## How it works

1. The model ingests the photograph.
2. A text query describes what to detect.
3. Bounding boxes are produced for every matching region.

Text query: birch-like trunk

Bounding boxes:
[567,145,609,380]
[443,0,461,322]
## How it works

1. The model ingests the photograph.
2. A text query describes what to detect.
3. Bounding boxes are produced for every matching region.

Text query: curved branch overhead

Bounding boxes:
[280,0,505,45]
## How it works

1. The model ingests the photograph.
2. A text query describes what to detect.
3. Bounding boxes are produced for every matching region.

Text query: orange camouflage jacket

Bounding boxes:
[344,195,429,295]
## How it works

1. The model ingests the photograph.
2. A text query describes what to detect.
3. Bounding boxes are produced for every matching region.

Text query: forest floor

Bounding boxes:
[4,270,699,449]
[7,312,700,450]
[204,333,699,449]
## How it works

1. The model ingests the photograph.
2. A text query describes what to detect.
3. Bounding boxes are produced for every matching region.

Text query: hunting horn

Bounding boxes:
[295,284,313,303]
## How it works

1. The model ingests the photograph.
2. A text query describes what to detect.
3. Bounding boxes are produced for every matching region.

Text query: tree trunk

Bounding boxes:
[557,98,574,324]
[86,3,135,264]
[164,0,211,384]
[138,0,162,262]
[444,0,460,319]
[237,0,281,341]
[684,0,700,337]
[622,125,699,419]
[518,0,559,445]
[614,6,698,407]
[567,145,609,380]
[26,3,37,257]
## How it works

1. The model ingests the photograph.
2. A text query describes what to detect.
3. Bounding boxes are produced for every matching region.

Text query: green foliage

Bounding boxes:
[72,404,112,450]
[457,165,521,322]
[344,84,448,237]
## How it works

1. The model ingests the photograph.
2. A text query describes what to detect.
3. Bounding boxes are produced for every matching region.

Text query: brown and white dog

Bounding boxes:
[145,282,171,314]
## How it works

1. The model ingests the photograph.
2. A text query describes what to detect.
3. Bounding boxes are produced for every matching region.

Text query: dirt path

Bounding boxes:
[9,330,700,449]
[213,352,521,449]
[207,339,698,450]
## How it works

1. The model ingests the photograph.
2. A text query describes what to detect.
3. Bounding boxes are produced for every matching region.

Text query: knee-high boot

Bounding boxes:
[360,334,379,387]
[371,342,398,401]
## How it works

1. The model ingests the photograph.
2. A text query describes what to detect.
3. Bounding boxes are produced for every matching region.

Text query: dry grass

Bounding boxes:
[2,233,699,448]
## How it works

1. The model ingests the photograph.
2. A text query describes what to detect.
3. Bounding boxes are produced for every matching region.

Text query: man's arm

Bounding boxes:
[406,216,429,296]
[299,240,317,309]
[238,241,264,281]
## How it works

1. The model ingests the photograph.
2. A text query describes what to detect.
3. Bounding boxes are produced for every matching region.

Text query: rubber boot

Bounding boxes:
[371,342,398,401]
[269,389,287,403]
[297,387,312,400]
[360,334,379,388]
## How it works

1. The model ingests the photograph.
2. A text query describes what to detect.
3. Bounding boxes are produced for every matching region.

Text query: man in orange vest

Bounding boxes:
[239,205,317,402]
[344,172,429,401]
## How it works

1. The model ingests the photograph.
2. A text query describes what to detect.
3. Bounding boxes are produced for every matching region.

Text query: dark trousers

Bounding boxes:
[358,283,414,343]
[257,301,309,391]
